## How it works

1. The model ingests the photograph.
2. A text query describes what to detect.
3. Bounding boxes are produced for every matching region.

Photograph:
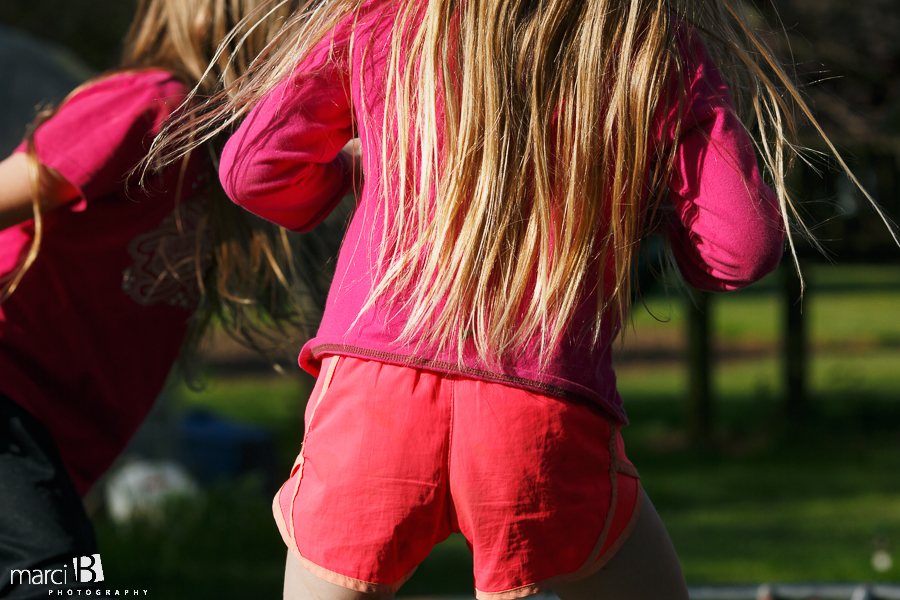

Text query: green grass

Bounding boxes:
[617,264,900,584]
[630,427,900,583]
[668,494,900,582]
[618,349,900,407]
[631,264,900,344]
[92,264,900,596]
[175,374,311,468]
[93,480,287,598]
[178,375,310,426]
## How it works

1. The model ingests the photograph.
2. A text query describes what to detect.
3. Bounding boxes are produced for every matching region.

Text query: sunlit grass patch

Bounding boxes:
[667,494,900,583]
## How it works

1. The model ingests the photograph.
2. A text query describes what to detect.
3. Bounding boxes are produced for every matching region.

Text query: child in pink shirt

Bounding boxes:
[210,0,799,597]
[0,1,302,596]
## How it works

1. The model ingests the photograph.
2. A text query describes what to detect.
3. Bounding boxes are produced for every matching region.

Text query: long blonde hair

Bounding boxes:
[2,0,340,374]
[153,0,898,365]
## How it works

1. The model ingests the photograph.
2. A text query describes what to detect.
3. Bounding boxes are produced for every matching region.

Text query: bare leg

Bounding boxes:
[554,490,689,600]
[283,552,397,600]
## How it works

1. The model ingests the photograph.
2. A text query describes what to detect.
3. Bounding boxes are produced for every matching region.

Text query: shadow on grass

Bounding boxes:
[94,477,285,598]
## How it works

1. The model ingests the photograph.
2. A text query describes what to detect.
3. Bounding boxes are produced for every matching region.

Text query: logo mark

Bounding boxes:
[73,554,104,584]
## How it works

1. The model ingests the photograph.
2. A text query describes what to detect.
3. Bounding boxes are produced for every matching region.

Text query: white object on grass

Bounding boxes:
[105,460,199,525]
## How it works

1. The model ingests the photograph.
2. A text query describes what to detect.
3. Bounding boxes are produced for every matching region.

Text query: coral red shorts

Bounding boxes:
[274,356,642,599]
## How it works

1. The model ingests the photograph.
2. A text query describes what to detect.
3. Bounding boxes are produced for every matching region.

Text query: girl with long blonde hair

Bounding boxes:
[0,0,327,596]
[154,0,870,596]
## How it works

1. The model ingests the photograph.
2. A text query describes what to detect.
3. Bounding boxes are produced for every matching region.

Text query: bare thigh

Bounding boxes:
[283,552,396,600]
[553,490,689,600]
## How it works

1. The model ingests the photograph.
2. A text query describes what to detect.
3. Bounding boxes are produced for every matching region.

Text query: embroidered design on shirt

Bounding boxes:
[121,178,211,309]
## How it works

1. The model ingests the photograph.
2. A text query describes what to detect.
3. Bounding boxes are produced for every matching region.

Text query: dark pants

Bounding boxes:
[0,393,102,598]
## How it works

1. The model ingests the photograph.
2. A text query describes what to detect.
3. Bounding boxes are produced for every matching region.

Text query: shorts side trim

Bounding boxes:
[473,423,642,600]
[614,459,640,479]
[291,553,419,596]
[590,481,643,571]
[289,356,340,539]
[274,355,429,594]
[273,490,293,556]
[273,356,341,556]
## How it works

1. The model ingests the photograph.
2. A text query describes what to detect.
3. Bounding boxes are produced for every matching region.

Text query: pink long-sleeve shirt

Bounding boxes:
[220,3,784,423]
[2,72,207,494]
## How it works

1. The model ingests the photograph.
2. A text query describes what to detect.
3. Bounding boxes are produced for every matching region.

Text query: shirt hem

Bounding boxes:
[304,342,628,424]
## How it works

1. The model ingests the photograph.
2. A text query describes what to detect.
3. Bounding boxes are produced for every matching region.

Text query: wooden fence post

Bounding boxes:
[784,264,807,429]
[688,291,712,445]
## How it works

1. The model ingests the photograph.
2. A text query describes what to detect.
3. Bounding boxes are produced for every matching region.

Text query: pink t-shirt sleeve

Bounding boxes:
[22,71,189,202]
[219,30,355,232]
[663,36,785,292]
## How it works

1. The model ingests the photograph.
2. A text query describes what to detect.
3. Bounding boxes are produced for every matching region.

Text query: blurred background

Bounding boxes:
[2,0,900,598]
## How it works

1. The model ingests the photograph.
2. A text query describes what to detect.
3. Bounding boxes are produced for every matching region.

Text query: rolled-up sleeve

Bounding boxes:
[220,33,354,232]
[665,36,785,291]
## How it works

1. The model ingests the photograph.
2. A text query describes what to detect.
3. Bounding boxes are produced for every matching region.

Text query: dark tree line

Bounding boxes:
[4,0,897,141]
[750,0,900,259]
[3,0,899,257]
[0,0,135,69]
[774,0,900,147]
